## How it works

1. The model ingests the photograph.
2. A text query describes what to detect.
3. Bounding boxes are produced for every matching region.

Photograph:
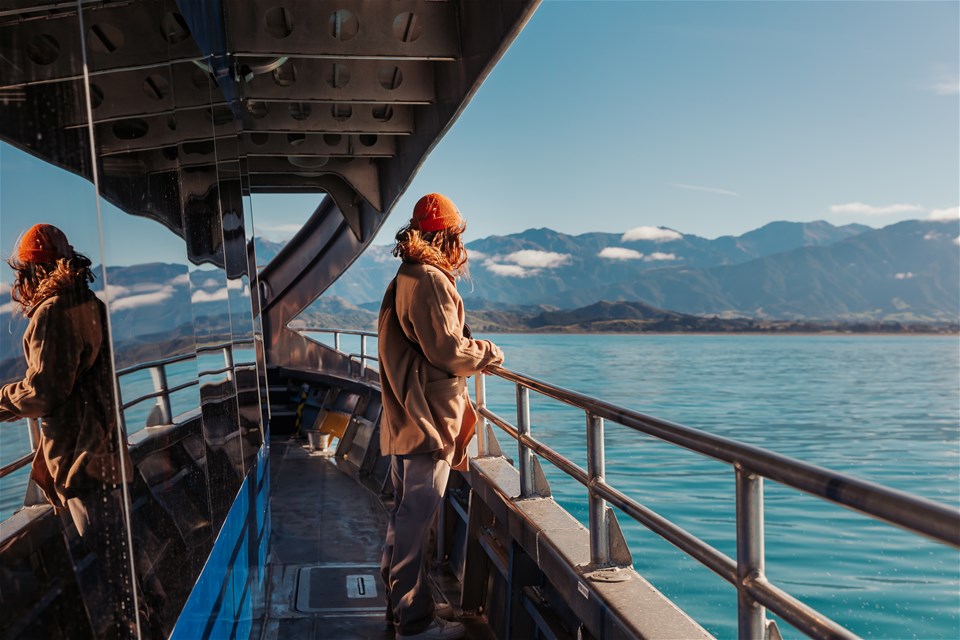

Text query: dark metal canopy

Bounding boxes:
[0,0,540,360]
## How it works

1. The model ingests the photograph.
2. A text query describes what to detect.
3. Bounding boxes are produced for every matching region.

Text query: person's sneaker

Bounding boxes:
[396,617,465,640]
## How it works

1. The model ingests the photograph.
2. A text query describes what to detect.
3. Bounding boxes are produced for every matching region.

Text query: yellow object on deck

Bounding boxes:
[316,411,351,439]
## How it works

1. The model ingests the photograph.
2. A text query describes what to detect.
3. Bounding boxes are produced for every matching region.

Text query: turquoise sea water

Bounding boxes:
[477,334,959,639]
[2,334,957,637]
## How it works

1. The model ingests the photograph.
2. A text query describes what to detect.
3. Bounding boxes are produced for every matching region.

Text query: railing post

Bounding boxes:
[27,417,41,452]
[516,384,534,497]
[360,334,367,373]
[222,345,235,382]
[586,412,609,566]
[475,373,487,456]
[736,466,766,640]
[150,365,173,425]
[334,331,341,352]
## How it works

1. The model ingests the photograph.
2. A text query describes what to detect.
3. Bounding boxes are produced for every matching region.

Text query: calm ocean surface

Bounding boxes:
[478,334,959,639]
[1,334,957,637]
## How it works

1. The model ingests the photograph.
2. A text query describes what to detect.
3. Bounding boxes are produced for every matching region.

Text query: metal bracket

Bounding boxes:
[766,618,783,640]
[605,507,633,567]
[526,455,552,499]
[483,420,504,458]
[481,422,504,458]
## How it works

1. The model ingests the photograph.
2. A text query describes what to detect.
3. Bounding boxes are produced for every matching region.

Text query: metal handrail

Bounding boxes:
[297,327,376,377]
[222,326,960,638]
[474,364,960,640]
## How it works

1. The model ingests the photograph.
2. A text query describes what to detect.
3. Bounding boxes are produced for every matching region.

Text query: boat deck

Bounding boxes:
[261,437,493,639]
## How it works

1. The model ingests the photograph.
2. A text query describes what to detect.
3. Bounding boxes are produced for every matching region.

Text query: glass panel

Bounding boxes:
[243,171,272,437]
[80,1,216,633]
[180,66,246,532]
[0,8,141,637]
[215,140,264,464]
[250,192,322,269]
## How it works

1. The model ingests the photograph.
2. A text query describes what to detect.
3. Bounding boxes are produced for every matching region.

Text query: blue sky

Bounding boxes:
[2,0,958,267]
[359,0,959,244]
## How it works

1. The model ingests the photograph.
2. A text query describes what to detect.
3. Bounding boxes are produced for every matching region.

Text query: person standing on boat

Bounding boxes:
[0,224,158,639]
[378,193,504,640]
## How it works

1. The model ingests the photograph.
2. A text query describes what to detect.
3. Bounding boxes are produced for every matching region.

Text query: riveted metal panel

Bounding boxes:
[244,133,396,158]
[240,102,414,134]
[225,0,459,60]
[242,59,435,104]
[0,0,201,87]
[77,62,220,126]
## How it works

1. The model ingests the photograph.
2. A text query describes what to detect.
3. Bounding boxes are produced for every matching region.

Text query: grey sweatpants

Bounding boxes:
[380,453,451,634]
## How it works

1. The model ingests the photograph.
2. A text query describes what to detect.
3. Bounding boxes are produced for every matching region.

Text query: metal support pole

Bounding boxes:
[150,366,173,425]
[27,417,41,452]
[360,334,367,372]
[223,346,235,382]
[475,373,487,456]
[586,412,609,566]
[334,332,341,352]
[516,384,534,497]
[736,466,767,640]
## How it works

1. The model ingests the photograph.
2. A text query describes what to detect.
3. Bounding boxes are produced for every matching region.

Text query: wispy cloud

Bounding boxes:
[370,246,396,264]
[645,252,677,262]
[671,183,739,197]
[931,77,959,95]
[599,247,644,261]
[502,250,570,269]
[0,282,10,296]
[954,236,960,247]
[929,206,959,221]
[255,223,302,239]
[481,249,570,277]
[192,289,229,303]
[0,301,13,314]
[169,273,190,285]
[109,287,176,311]
[484,263,533,278]
[829,202,923,216]
[622,226,683,242]
[894,272,915,280]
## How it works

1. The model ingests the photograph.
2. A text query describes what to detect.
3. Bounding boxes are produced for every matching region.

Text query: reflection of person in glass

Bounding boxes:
[0,224,147,638]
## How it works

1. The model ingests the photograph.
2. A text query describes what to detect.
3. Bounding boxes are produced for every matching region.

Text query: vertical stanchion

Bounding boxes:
[475,373,487,456]
[586,412,609,566]
[736,466,766,640]
[516,384,533,497]
[334,332,341,352]
[150,365,172,425]
[360,334,367,372]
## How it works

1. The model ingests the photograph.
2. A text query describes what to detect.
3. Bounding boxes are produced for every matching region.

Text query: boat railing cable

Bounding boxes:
[475,364,960,640]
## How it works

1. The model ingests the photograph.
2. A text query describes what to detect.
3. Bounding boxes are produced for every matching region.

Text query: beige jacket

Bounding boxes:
[378,262,503,469]
[0,287,131,507]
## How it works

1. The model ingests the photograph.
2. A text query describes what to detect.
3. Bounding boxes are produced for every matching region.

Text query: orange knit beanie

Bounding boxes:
[411,193,463,232]
[17,223,72,264]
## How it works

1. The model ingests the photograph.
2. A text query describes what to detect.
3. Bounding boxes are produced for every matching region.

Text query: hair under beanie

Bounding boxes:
[17,223,72,264]
[411,193,463,232]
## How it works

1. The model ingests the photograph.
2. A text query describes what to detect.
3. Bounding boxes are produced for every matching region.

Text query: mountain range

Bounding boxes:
[2,218,956,377]
[308,219,958,322]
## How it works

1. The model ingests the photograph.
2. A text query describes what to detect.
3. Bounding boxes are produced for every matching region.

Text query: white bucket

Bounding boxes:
[307,431,332,451]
